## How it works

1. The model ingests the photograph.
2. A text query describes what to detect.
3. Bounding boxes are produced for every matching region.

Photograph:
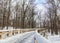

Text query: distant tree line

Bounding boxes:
[37,0,60,35]
[0,0,36,29]
[0,0,60,35]
[46,0,60,35]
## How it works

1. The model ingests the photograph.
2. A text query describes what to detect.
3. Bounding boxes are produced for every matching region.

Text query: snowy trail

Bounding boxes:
[18,31,35,43]
[0,31,60,43]
[19,31,35,42]
[0,31,35,43]
[20,34,34,43]
[35,32,51,43]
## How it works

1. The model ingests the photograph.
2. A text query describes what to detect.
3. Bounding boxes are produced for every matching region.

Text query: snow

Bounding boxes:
[35,32,51,43]
[0,31,60,43]
[19,31,35,43]
[3,27,13,30]
[48,35,60,43]
[20,34,34,43]
[0,31,35,43]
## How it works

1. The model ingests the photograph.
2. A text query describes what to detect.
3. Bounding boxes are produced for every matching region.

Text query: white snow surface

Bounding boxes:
[0,31,60,43]
[20,34,34,43]
[48,35,60,43]
[0,31,35,43]
[35,32,51,43]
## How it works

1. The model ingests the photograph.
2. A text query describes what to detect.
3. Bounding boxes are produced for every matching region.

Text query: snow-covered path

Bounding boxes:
[20,34,34,43]
[0,31,60,43]
[0,31,35,43]
[35,32,50,43]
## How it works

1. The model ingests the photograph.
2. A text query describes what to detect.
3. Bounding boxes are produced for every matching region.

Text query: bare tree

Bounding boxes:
[46,0,60,35]
[6,0,11,29]
[37,11,42,28]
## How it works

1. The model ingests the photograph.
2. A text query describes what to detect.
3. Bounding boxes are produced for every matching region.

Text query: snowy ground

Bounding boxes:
[48,35,60,43]
[35,32,51,43]
[0,31,35,43]
[20,34,34,43]
[35,32,60,43]
[0,31,60,43]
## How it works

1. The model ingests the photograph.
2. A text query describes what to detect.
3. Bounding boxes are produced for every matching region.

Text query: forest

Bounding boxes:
[0,0,60,35]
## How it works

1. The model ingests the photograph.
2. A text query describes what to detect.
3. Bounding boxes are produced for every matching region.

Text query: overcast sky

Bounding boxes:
[34,0,48,21]
[11,0,48,20]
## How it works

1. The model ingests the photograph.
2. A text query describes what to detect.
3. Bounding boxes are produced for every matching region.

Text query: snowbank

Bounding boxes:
[0,31,35,43]
[35,32,51,43]
[48,35,60,43]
